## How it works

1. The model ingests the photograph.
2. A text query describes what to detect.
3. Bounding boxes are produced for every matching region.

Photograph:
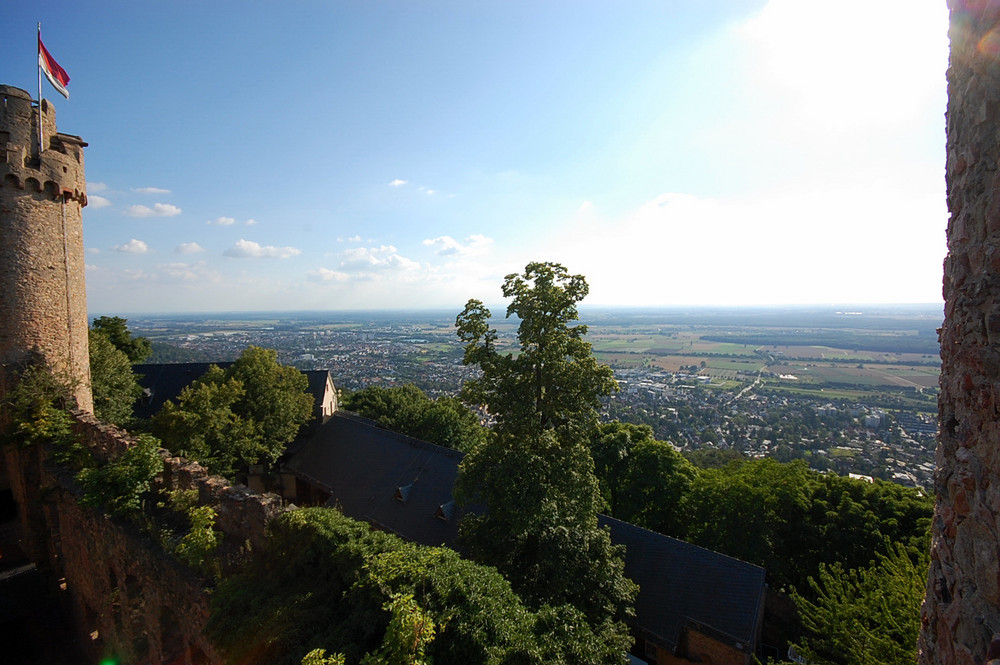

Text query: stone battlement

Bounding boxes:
[0,85,87,205]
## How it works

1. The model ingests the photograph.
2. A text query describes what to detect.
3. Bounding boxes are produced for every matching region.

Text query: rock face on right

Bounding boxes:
[921,3,1000,664]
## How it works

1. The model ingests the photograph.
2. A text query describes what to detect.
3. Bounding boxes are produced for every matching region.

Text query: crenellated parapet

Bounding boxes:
[0,85,88,205]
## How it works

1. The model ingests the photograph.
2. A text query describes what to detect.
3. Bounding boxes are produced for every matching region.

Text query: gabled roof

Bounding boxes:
[132,363,333,422]
[599,515,766,654]
[305,370,334,404]
[283,414,767,655]
[284,412,463,547]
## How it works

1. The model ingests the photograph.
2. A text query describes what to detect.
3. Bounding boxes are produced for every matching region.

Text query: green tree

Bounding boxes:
[456,261,616,439]
[77,434,164,520]
[456,429,636,626]
[152,347,312,477]
[454,262,634,654]
[360,593,436,665]
[302,650,345,665]
[617,439,696,537]
[342,384,485,452]
[678,458,932,596]
[1,362,91,469]
[89,329,142,427]
[91,316,152,363]
[152,367,256,477]
[588,421,696,535]
[791,541,928,665]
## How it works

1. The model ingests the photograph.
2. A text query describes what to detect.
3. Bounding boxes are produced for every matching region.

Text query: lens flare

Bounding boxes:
[979,27,1000,58]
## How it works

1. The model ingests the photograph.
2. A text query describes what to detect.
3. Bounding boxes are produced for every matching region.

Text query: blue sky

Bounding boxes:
[5,1,948,313]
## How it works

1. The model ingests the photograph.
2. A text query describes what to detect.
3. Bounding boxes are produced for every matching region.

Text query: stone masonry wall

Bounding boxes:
[2,411,287,664]
[0,85,92,413]
[920,2,1000,663]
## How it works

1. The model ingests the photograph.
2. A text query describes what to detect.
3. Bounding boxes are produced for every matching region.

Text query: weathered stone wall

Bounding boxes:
[920,2,1000,663]
[2,412,287,664]
[0,85,92,413]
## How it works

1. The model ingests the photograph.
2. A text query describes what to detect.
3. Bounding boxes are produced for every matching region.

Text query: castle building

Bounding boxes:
[0,85,92,412]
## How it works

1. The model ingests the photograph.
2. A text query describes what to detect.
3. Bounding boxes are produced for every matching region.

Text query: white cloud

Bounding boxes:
[224,239,301,259]
[207,216,257,226]
[307,268,350,282]
[389,179,407,187]
[87,182,108,193]
[423,234,494,257]
[340,245,420,272]
[176,242,205,254]
[125,203,182,218]
[132,186,171,194]
[112,238,149,254]
[86,247,101,255]
[155,261,222,283]
[89,195,111,209]
[337,235,362,243]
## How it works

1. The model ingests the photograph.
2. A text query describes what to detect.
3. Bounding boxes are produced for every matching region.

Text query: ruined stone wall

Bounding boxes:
[3,411,287,664]
[920,2,1000,663]
[0,85,91,413]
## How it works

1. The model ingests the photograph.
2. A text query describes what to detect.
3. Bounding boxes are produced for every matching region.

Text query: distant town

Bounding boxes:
[124,304,942,491]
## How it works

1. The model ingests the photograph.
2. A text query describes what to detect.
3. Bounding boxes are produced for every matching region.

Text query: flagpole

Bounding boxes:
[37,23,43,158]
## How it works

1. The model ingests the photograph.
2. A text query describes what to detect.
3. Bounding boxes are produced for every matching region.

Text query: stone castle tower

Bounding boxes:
[920,2,1000,663]
[0,85,92,412]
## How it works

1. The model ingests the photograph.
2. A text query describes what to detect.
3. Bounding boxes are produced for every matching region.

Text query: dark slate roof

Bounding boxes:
[283,415,767,654]
[599,515,766,654]
[132,363,332,422]
[305,371,332,405]
[283,412,463,547]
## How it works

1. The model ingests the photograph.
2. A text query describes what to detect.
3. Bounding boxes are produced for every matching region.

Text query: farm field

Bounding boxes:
[575,305,942,413]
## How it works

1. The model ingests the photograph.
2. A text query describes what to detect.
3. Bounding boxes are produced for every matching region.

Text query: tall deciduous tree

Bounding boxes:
[454,262,634,654]
[456,262,616,440]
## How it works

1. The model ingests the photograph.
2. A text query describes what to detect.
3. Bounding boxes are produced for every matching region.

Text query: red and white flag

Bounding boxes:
[38,36,70,99]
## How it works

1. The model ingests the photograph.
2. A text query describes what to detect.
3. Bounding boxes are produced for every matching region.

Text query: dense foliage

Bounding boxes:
[1,362,78,453]
[588,422,696,536]
[587,432,932,604]
[91,315,152,363]
[791,542,928,665]
[152,346,312,477]
[89,329,143,427]
[209,507,630,665]
[679,458,931,594]
[3,363,167,525]
[77,434,163,519]
[454,262,634,655]
[342,384,485,452]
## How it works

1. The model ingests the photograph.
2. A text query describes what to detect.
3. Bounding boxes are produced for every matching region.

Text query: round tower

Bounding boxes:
[0,85,92,412]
